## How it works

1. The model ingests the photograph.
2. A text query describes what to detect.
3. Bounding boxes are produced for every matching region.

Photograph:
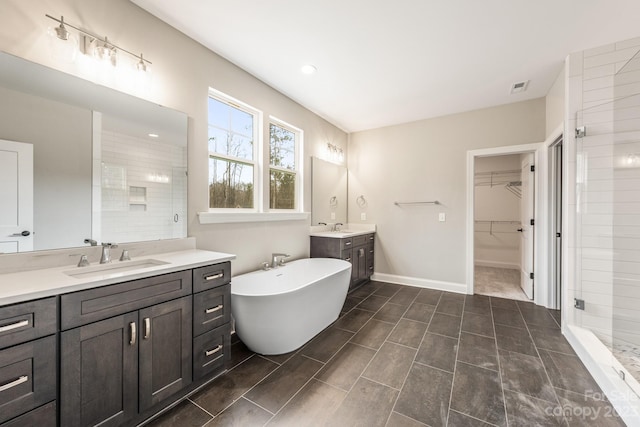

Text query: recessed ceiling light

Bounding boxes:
[300,64,317,75]
[148,133,159,138]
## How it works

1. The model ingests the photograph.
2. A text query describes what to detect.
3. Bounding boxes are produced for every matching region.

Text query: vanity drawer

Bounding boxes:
[340,238,353,249]
[2,401,56,427]
[193,323,231,381]
[193,285,231,336]
[0,335,56,424]
[193,262,231,293]
[61,270,192,329]
[0,298,57,350]
[353,234,374,247]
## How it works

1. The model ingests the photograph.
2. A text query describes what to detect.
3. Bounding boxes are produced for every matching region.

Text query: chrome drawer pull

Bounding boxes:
[205,344,223,357]
[205,305,223,314]
[344,241,351,246]
[345,258,351,262]
[0,375,28,392]
[369,236,374,240]
[144,318,151,339]
[205,272,224,281]
[0,319,29,333]
[130,322,136,345]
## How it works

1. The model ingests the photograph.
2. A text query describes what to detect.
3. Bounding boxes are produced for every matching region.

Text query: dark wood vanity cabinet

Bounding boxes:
[0,298,57,426]
[311,233,375,290]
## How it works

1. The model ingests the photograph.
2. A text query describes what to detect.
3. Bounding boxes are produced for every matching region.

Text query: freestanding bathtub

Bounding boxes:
[231,258,352,355]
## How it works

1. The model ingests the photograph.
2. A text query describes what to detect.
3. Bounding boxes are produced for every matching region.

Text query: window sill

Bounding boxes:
[197,211,310,224]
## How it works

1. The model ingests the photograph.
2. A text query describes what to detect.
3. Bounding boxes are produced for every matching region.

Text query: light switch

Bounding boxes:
[331,212,336,220]
[439,213,446,222]
[361,212,367,221]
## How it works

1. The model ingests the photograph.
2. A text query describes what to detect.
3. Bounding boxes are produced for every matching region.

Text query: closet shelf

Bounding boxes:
[475,170,522,198]
[474,220,522,235]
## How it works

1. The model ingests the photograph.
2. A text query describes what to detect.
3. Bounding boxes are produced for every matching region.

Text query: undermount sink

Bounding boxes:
[64,259,169,279]
[335,229,353,233]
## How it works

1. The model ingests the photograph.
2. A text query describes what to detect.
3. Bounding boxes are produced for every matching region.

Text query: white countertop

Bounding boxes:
[0,249,235,306]
[309,230,374,238]
[309,223,377,238]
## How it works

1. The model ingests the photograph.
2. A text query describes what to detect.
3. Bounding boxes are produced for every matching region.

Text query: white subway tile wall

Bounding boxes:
[100,130,187,243]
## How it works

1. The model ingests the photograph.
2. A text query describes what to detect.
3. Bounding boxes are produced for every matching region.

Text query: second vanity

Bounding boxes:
[0,243,235,426]
[310,226,375,291]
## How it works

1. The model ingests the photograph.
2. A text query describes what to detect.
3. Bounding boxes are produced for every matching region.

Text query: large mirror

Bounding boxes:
[311,157,347,225]
[0,51,187,253]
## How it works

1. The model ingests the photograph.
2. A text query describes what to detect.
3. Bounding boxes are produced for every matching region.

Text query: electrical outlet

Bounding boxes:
[439,213,446,222]
[361,212,367,221]
[330,212,336,220]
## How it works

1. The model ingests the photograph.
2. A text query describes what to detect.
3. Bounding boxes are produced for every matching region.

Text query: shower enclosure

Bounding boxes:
[570,40,640,400]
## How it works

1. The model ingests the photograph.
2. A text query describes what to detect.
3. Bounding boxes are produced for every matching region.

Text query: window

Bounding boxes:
[269,121,301,210]
[207,93,259,209]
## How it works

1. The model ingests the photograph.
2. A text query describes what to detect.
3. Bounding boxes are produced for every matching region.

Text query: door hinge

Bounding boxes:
[529,272,534,280]
[574,298,585,310]
[576,126,586,138]
[530,164,535,172]
[530,219,535,226]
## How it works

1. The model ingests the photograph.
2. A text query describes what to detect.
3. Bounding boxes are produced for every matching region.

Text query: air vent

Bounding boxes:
[510,80,529,94]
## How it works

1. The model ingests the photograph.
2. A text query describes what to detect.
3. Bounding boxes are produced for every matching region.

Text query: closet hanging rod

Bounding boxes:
[394,201,440,206]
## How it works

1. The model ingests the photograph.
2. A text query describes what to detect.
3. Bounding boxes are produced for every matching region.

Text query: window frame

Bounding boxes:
[207,88,262,212]
[268,117,303,212]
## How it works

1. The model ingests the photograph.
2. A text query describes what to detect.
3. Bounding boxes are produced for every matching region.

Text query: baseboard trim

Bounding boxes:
[474,260,520,270]
[563,325,640,425]
[371,273,467,294]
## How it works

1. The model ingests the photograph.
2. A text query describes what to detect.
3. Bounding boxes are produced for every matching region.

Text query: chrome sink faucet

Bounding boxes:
[100,243,118,264]
[271,253,290,268]
[333,223,343,232]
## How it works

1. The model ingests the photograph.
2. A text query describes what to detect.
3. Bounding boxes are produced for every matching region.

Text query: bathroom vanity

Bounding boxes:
[0,248,234,426]
[310,229,375,290]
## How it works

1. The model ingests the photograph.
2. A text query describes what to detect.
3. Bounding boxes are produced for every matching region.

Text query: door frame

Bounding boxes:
[547,127,564,310]
[466,141,551,307]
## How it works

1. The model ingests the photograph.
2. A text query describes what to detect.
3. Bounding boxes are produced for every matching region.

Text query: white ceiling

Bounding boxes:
[132,0,640,132]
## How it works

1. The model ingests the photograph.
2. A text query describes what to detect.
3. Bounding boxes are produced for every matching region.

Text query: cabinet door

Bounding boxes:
[60,312,138,427]
[355,245,367,281]
[139,296,192,412]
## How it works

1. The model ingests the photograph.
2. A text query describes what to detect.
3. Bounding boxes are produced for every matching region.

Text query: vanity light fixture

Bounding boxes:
[326,143,344,163]
[45,14,151,71]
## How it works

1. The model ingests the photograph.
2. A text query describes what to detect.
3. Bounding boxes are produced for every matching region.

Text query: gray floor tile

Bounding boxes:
[415,288,442,306]
[374,302,407,324]
[350,285,376,299]
[334,308,374,333]
[450,362,506,426]
[375,283,403,297]
[301,326,354,362]
[262,351,296,365]
[427,312,461,338]
[447,410,495,426]
[394,363,453,427]
[386,411,428,426]
[328,377,398,427]
[315,343,376,391]
[491,297,520,310]
[267,379,346,427]
[389,287,421,307]
[244,354,323,413]
[528,326,576,355]
[520,306,560,329]
[363,341,416,389]
[461,311,494,338]
[492,306,527,328]
[146,400,212,427]
[494,324,538,357]
[192,355,278,416]
[435,294,464,316]
[539,350,600,396]
[341,296,364,313]
[207,397,273,426]
[499,350,557,403]
[464,295,492,315]
[388,318,429,349]
[358,294,390,312]
[350,319,395,349]
[457,332,498,371]
[504,390,566,427]
[403,302,435,323]
[227,339,255,369]
[415,332,458,373]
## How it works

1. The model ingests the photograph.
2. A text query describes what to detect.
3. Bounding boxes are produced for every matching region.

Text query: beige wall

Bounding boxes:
[546,64,565,137]
[0,0,347,274]
[348,99,545,286]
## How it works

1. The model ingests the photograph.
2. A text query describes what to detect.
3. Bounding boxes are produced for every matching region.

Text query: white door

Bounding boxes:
[0,140,33,253]
[520,153,534,299]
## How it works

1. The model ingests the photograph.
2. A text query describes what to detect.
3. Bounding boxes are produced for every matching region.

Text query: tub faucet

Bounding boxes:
[271,253,290,268]
[100,243,118,264]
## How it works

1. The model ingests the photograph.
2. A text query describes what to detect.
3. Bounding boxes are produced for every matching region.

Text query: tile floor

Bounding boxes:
[474,266,529,302]
[146,281,626,427]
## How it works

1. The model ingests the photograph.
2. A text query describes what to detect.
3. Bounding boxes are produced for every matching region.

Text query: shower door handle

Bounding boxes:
[517,228,523,232]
